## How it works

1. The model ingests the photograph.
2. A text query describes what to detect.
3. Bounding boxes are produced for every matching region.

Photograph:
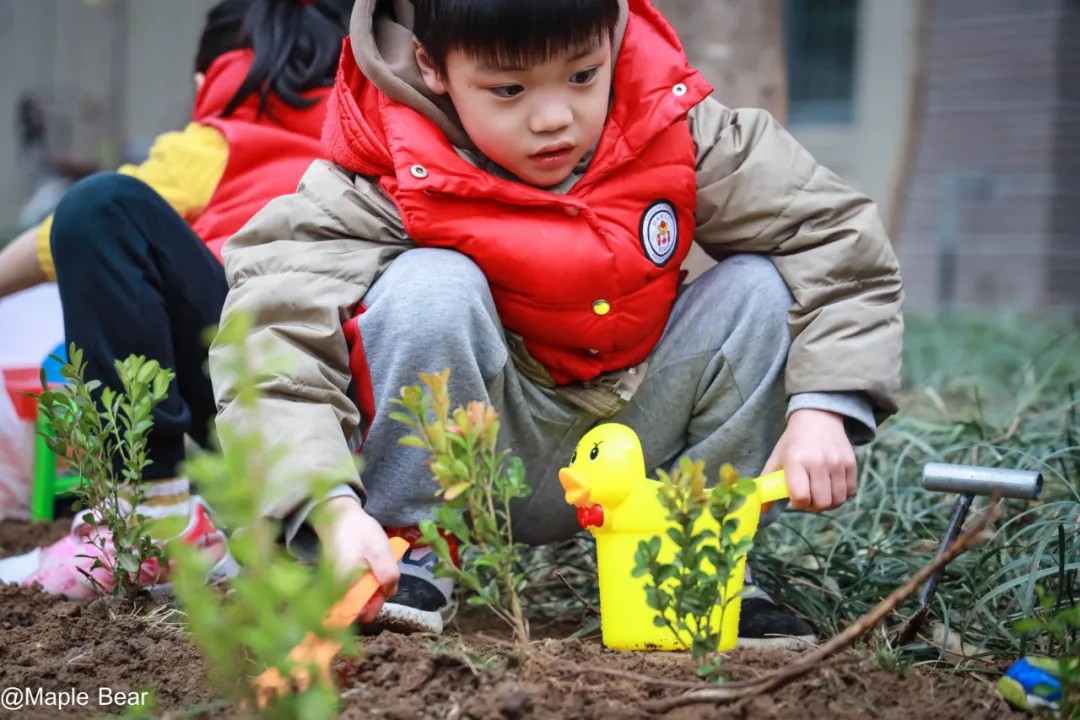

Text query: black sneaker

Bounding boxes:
[737,586,818,649]
[362,531,454,635]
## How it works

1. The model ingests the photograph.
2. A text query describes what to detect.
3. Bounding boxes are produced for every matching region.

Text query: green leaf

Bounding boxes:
[388,411,418,428]
[118,554,141,574]
[444,481,472,501]
[660,565,682,585]
[439,510,470,541]
[135,359,161,385]
[294,687,339,720]
[1012,618,1043,635]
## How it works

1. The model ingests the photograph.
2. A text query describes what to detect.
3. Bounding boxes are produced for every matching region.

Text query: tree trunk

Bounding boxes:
[652,0,788,280]
[654,0,788,121]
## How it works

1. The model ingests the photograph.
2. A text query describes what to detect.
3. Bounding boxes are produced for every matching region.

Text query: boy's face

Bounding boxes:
[417,38,613,187]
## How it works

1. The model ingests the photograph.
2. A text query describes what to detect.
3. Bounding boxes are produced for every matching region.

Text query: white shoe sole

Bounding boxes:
[0,548,42,584]
[362,601,445,635]
[736,634,818,650]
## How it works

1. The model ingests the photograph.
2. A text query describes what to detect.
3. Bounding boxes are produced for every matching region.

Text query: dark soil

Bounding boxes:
[0,519,1025,720]
[0,585,215,719]
[338,618,1019,720]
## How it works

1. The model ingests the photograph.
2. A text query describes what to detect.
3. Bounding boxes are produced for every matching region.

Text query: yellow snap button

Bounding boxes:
[592,299,611,316]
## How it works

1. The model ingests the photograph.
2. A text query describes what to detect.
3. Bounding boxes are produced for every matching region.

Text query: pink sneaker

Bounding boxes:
[21,498,237,599]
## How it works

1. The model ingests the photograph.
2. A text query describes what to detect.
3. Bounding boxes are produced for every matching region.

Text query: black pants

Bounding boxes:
[51,173,228,479]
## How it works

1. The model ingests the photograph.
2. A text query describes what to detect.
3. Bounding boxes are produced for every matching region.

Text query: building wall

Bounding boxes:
[124,0,218,156]
[662,0,920,280]
[898,0,1071,311]
[789,0,922,231]
[1047,1,1080,307]
[3,0,909,233]
[4,1,1073,312]
[0,0,213,230]
[0,1,116,223]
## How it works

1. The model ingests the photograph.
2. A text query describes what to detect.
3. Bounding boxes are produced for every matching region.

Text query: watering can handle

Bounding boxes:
[755,470,789,504]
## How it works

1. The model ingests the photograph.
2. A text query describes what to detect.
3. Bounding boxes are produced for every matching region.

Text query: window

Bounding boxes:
[785,0,860,124]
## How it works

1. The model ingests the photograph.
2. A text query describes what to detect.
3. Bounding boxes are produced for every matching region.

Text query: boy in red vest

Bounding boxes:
[211,0,903,645]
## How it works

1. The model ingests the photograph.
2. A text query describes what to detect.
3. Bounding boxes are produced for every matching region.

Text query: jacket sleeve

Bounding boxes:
[209,160,414,520]
[688,96,904,422]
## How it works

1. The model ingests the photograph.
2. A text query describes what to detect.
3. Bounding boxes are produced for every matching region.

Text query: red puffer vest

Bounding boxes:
[191,49,330,261]
[325,0,711,385]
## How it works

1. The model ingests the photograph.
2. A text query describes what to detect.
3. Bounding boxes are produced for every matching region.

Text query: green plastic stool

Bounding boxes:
[31,412,85,521]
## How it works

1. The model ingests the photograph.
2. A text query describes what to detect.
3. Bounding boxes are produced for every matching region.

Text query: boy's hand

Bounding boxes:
[313,496,400,621]
[762,408,856,512]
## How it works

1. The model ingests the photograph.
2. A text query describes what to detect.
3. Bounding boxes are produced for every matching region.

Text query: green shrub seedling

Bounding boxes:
[632,459,754,682]
[392,369,532,652]
[36,346,173,600]
[168,315,358,719]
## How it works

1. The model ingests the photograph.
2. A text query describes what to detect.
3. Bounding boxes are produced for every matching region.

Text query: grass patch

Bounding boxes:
[753,313,1080,660]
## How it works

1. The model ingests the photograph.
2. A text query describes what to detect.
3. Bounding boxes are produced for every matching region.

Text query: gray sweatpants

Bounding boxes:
[357,249,793,545]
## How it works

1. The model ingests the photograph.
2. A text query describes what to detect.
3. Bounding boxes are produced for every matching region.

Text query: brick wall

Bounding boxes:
[1047,0,1080,305]
[898,0,1075,311]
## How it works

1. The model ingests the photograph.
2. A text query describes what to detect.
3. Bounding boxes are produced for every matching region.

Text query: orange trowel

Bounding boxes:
[253,536,410,706]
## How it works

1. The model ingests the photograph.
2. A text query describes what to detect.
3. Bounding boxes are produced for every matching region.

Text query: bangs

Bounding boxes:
[414,0,621,73]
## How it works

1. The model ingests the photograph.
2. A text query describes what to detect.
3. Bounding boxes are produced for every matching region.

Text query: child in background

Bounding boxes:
[212,0,904,644]
[0,0,347,598]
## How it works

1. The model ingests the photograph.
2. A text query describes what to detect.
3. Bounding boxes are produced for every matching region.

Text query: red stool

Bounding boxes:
[3,368,82,521]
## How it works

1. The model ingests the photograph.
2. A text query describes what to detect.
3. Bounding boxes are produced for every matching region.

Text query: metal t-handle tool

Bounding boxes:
[893,463,1042,646]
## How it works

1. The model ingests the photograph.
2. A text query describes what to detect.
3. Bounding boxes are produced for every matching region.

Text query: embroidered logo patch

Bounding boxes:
[640,201,678,267]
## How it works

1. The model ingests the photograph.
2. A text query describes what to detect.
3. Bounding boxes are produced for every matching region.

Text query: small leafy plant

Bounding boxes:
[36,345,173,599]
[633,459,754,681]
[169,316,357,719]
[392,369,532,651]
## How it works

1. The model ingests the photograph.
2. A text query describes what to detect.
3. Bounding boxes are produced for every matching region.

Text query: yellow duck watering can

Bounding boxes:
[558,423,789,652]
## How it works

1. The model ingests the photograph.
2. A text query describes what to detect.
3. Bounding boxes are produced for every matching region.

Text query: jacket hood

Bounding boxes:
[324,0,709,178]
[193,49,329,139]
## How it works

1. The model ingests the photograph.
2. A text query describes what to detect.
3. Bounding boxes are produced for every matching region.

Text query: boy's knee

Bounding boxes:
[51,173,152,262]
[362,248,508,382]
[372,249,493,320]
[387,248,486,288]
[710,254,792,328]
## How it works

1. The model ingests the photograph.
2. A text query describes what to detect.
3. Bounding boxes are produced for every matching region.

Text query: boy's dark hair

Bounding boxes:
[195,0,348,118]
[413,0,621,77]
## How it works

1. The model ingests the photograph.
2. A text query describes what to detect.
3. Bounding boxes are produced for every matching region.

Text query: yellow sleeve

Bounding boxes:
[36,122,228,280]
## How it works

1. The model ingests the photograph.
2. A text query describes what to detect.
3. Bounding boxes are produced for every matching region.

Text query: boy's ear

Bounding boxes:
[414,38,448,95]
